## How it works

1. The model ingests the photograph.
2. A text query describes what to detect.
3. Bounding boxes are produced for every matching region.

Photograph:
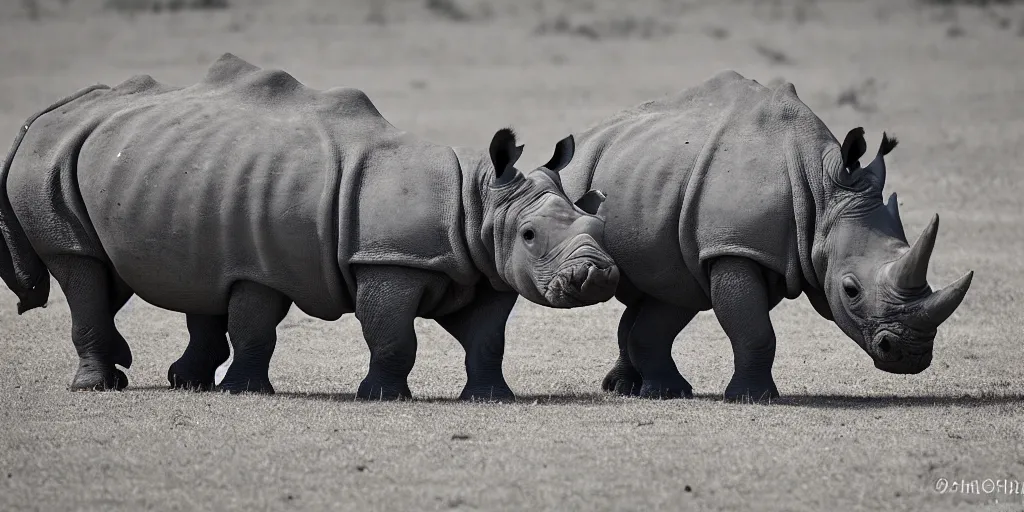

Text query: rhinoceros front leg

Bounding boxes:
[167,314,230,391]
[601,304,642,395]
[216,281,292,395]
[623,297,698,399]
[45,255,135,391]
[710,256,781,402]
[435,284,519,402]
[353,265,449,401]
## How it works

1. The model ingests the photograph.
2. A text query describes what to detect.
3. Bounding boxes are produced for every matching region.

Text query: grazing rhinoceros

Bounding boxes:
[558,70,974,401]
[0,53,620,400]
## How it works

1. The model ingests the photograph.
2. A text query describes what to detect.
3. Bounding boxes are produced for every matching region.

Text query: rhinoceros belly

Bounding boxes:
[77,99,349,319]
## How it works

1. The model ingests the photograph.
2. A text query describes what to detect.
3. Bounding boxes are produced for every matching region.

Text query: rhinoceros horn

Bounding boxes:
[885,192,906,240]
[907,270,975,328]
[888,213,974,327]
[889,213,939,290]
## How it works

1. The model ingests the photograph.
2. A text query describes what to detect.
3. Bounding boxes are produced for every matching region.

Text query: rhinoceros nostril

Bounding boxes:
[878,336,892,354]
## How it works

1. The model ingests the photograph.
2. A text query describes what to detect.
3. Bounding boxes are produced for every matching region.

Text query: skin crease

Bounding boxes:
[557,71,973,401]
[0,54,620,400]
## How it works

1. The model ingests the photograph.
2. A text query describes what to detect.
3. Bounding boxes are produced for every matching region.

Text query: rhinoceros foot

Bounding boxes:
[723,376,780,403]
[70,361,128,391]
[357,376,412,401]
[459,382,515,403]
[216,375,275,395]
[638,375,694,400]
[167,362,216,392]
[601,357,643,397]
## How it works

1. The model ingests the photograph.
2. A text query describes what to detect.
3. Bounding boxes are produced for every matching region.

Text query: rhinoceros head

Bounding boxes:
[483,128,619,308]
[818,128,973,374]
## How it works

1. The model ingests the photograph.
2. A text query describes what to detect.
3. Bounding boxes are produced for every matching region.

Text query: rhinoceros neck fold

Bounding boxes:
[805,143,858,294]
[452,147,509,291]
[783,132,833,293]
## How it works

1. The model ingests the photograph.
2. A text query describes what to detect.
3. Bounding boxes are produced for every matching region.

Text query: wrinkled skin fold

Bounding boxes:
[557,70,973,401]
[0,53,619,400]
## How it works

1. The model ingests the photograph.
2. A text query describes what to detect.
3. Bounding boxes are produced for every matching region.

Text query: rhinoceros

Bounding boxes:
[558,70,974,401]
[0,53,620,400]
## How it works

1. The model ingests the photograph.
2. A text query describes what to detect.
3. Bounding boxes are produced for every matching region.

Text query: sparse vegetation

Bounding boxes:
[837,77,881,112]
[754,43,793,65]
[703,25,730,40]
[534,14,676,41]
[424,0,472,22]
[367,0,387,25]
[22,0,40,21]
[103,0,229,14]
[919,0,1024,5]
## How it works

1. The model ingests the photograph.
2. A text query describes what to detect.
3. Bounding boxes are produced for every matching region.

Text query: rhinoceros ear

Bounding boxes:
[489,128,522,186]
[542,134,575,173]
[840,127,867,172]
[574,189,607,215]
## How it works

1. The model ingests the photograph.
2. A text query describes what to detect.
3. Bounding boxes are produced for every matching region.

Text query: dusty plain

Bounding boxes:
[1,0,1023,510]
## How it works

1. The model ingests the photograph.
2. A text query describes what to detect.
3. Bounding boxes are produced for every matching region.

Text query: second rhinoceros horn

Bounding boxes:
[888,213,974,327]
[889,213,939,290]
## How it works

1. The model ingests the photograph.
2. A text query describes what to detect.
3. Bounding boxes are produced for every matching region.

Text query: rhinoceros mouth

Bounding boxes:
[867,326,935,374]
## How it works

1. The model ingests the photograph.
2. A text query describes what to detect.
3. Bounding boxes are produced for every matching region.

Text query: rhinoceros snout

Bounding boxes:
[869,330,933,374]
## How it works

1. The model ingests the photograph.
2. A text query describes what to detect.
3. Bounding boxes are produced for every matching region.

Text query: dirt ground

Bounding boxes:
[1,0,1022,510]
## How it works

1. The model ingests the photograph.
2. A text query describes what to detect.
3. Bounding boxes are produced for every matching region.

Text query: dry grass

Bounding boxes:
[1,1,1023,510]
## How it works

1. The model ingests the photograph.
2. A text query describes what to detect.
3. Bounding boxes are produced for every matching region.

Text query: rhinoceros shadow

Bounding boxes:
[694,393,1024,409]
[263,391,1024,408]
[272,391,617,405]
[140,387,1024,407]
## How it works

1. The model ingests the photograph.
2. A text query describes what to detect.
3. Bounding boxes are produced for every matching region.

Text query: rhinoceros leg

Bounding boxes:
[353,265,450,401]
[45,255,135,391]
[623,297,698,399]
[216,281,291,395]
[601,304,643,396]
[710,256,781,402]
[435,283,519,402]
[167,314,230,391]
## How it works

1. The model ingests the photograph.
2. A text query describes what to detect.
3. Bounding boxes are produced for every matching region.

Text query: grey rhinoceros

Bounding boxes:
[0,53,620,400]
[558,71,974,401]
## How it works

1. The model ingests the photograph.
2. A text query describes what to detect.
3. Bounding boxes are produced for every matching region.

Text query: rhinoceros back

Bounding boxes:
[562,71,835,304]
[7,54,468,319]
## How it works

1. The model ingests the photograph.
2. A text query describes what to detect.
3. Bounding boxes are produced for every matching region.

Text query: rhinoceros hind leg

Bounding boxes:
[624,297,698,399]
[710,256,781,403]
[168,314,230,391]
[435,283,519,402]
[45,255,135,391]
[216,281,291,395]
[602,304,642,396]
[354,266,450,401]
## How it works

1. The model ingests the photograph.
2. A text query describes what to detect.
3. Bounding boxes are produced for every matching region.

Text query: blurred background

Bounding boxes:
[1,2,1022,510]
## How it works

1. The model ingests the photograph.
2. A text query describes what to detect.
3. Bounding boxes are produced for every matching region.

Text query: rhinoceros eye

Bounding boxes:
[522,229,536,242]
[842,276,860,299]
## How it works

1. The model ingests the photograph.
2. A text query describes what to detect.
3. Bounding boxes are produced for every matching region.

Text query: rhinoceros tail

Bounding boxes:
[0,84,108,314]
